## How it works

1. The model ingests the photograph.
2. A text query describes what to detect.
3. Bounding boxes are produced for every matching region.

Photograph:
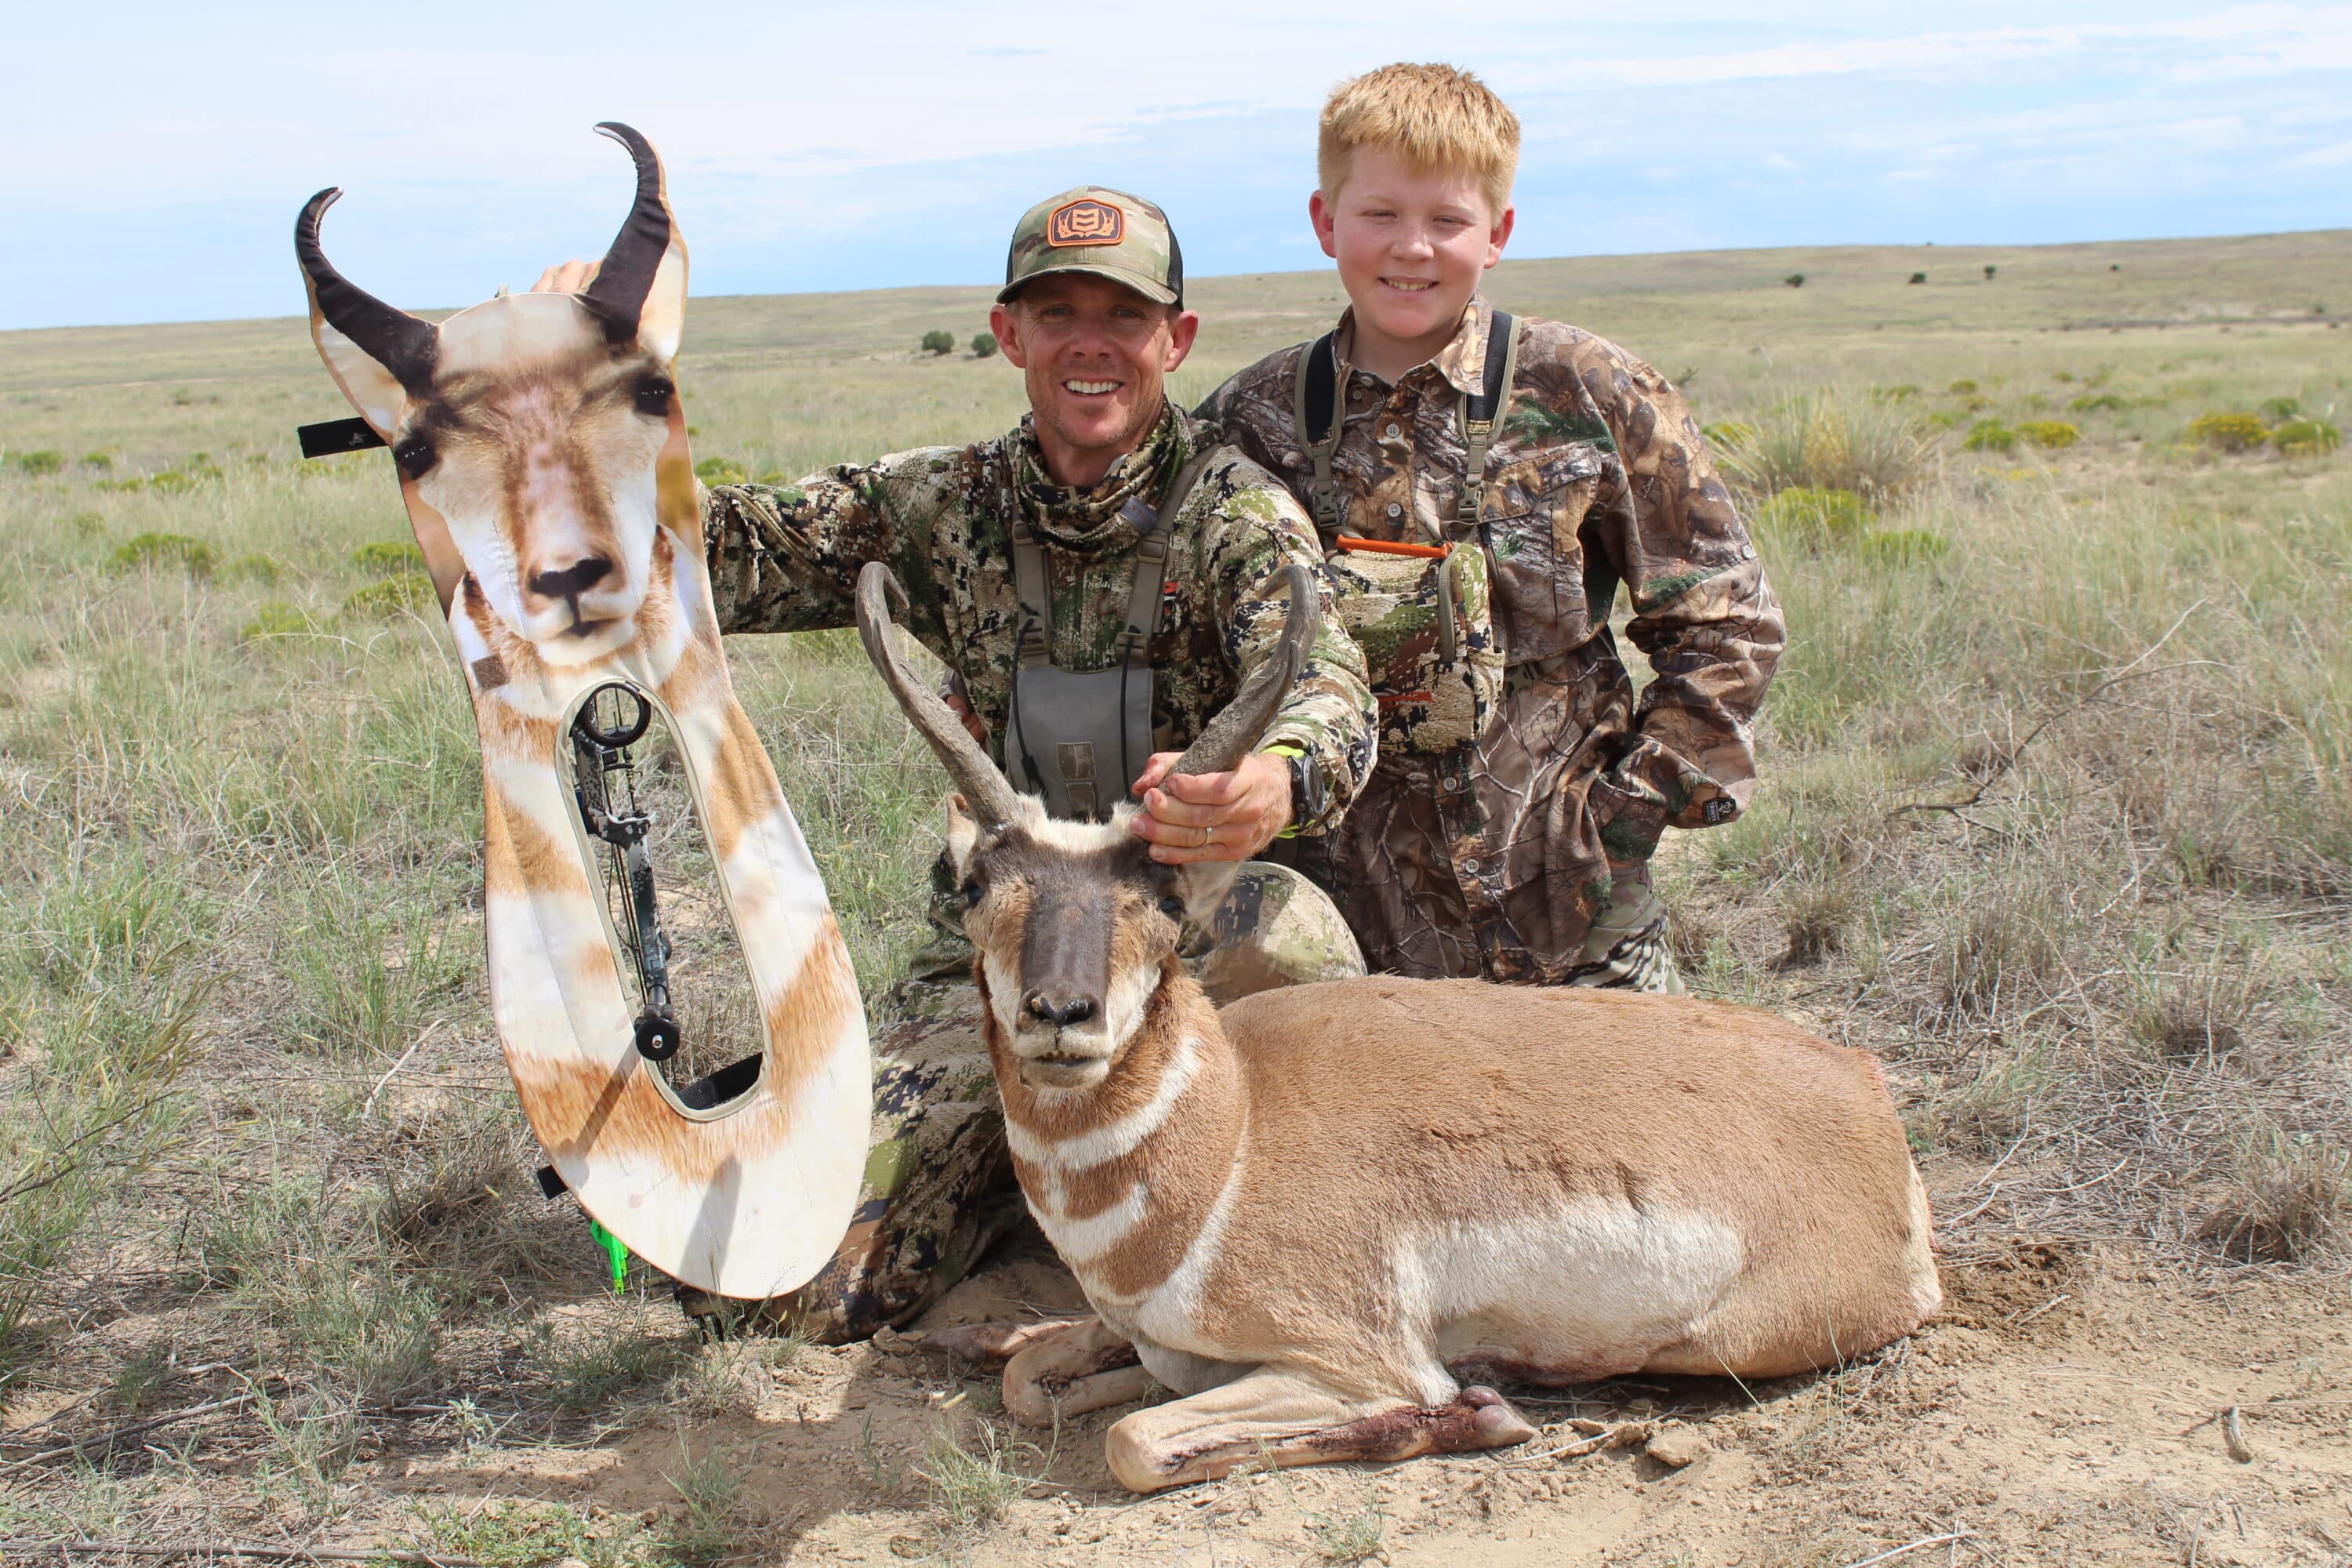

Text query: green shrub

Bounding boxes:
[69,510,104,537]
[351,539,425,576]
[2070,394,2126,413]
[229,553,289,585]
[112,532,216,575]
[2259,396,2302,423]
[1876,385,1920,401]
[1962,394,1993,412]
[1702,419,1759,450]
[1782,274,1805,289]
[240,601,318,641]
[92,477,146,494]
[1926,410,1962,430]
[1983,264,1998,280]
[1962,419,2018,453]
[921,328,956,355]
[146,470,199,495]
[1860,528,1951,565]
[1947,379,1978,395]
[2018,420,2081,449]
[1711,390,1933,503]
[2188,412,2270,452]
[971,332,998,358]
[2271,419,2342,456]
[12,449,66,475]
[693,455,747,485]
[79,452,113,472]
[1908,272,1927,285]
[1753,485,1871,543]
[339,573,435,619]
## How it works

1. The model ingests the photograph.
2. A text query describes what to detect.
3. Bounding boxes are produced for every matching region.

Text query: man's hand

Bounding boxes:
[1130,752,1291,864]
[531,260,601,293]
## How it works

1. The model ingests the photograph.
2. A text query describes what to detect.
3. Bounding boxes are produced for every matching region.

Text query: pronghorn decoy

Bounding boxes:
[857,560,1941,1493]
[295,125,869,1298]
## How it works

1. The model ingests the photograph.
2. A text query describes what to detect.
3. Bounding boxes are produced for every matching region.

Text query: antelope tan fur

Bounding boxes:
[296,125,869,1297]
[857,561,1940,1493]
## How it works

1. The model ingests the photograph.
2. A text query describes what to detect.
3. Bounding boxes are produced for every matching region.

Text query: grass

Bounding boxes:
[0,227,2345,1544]
[919,1414,1051,1540]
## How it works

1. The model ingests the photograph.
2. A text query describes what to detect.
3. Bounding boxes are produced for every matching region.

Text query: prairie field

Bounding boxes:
[2,230,2349,1565]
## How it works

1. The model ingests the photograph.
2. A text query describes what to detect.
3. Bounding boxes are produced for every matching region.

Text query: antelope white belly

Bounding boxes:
[1410,1203,1745,1402]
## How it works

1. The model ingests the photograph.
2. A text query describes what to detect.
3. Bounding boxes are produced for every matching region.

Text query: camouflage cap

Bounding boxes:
[1000,186,1185,308]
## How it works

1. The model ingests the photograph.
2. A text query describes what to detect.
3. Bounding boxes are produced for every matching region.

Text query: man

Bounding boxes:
[536,187,1374,1338]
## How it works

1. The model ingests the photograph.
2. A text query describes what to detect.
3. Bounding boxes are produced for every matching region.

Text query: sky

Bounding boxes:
[3,2,2349,332]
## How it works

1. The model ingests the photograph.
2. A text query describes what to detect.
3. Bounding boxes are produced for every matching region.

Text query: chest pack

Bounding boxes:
[1292,315,1518,754]
[1001,448,1218,818]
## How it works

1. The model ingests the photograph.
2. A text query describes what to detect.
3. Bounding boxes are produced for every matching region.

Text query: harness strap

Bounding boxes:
[1291,331,1346,546]
[1455,310,1518,531]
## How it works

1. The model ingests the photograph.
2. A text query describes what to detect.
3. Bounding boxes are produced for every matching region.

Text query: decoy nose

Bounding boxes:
[528,554,614,604]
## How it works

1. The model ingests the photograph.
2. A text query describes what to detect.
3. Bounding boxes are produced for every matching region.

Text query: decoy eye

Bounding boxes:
[391,434,437,479]
[633,376,673,418]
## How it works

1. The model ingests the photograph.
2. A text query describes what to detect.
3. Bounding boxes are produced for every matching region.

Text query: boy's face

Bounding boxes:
[1312,147,1514,362]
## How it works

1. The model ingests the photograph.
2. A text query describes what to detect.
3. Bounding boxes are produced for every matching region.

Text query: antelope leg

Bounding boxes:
[896,1315,1091,1369]
[1105,1373,1537,1493]
[1003,1316,1149,1425]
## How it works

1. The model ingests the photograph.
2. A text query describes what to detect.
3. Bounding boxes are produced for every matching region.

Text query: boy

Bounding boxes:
[1199,62,1784,991]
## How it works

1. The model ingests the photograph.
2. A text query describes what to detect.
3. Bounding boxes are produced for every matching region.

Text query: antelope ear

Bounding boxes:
[1178,858,1245,920]
[942,793,981,878]
[635,230,688,363]
[309,311,411,436]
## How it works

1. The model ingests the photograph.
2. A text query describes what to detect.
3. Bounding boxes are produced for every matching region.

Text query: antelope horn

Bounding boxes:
[1171,562,1321,779]
[581,122,672,346]
[855,562,1026,830]
[295,188,437,396]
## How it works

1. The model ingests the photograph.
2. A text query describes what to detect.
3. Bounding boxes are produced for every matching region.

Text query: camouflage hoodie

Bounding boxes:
[1198,298,1784,982]
[700,404,1375,832]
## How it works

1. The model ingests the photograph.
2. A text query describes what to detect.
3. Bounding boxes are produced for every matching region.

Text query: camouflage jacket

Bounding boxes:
[1198,298,1784,982]
[701,405,1375,833]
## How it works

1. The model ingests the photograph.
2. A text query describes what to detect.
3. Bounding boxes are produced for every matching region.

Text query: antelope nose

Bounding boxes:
[528,555,614,604]
[1023,990,1097,1029]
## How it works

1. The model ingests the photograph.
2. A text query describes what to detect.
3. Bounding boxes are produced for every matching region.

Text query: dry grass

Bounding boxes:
[0,229,2346,1551]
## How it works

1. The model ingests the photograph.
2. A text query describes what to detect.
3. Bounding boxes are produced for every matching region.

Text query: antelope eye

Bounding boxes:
[962,880,984,908]
[1158,895,1186,922]
[391,434,436,479]
[633,376,674,418]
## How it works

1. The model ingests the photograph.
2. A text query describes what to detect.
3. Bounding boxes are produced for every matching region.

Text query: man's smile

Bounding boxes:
[1063,378,1123,397]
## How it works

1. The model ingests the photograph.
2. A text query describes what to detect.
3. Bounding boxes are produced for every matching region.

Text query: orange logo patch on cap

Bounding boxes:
[1047,198,1125,248]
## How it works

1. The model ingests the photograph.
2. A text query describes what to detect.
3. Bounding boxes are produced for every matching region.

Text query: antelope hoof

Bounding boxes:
[1105,1385,1539,1493]
[897,1316,1090,1369]
[1004,1319,1147,1425]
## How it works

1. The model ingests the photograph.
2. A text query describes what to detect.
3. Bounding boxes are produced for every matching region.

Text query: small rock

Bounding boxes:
[888,1536,927,1559]
[1646,1427,1713,1468]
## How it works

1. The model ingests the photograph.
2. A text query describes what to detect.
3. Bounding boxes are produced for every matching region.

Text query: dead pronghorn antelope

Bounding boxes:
[296,124,869,1298]
[857,559,1941,1492]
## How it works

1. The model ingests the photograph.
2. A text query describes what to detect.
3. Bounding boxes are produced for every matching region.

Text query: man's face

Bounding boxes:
[990,274,1200,483]
[1312,147,1513,361]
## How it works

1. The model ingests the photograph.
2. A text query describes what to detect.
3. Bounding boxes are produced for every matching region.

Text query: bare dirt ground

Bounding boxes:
[295,1226,2350,1566]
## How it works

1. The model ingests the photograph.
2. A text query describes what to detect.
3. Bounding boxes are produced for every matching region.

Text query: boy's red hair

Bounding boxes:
[1318,63,1520,214]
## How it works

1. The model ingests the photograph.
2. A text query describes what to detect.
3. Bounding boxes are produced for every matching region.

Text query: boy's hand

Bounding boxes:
[531,260,602,293]
[1131,752,1290,864]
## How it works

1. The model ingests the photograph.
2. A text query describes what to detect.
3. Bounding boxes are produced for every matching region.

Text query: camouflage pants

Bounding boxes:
[1563,863,1685,995]
[687,858,1363,1342]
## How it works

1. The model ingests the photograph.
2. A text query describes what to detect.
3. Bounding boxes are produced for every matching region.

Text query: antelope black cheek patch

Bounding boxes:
[293,122,869,1300]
